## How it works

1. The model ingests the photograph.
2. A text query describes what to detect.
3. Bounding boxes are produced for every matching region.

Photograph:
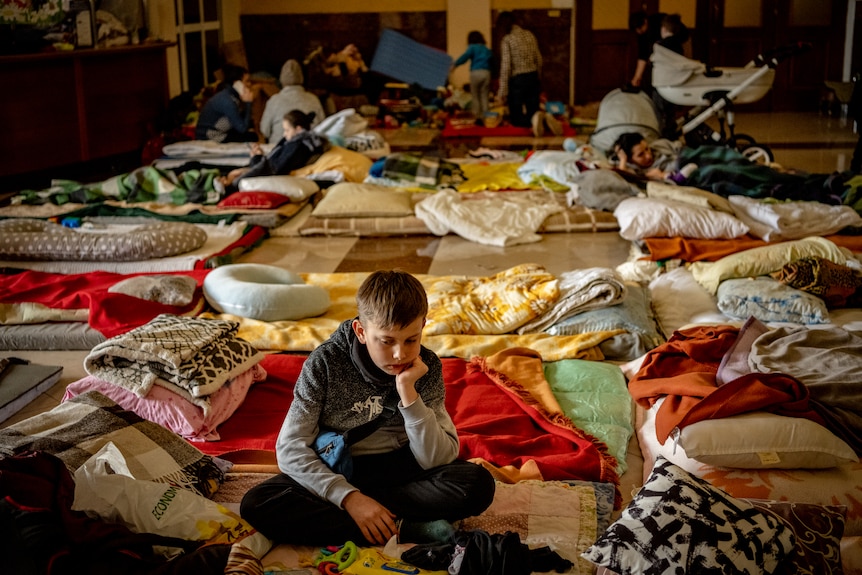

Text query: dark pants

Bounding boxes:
[508,71,541,128]
[240,445,495,546]
[852,130,862,172]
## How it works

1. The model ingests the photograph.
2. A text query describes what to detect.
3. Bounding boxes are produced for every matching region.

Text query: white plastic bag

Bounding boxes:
[72,442,262,547]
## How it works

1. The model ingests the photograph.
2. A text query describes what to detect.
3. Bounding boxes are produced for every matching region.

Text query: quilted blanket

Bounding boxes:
[0,390,224,497]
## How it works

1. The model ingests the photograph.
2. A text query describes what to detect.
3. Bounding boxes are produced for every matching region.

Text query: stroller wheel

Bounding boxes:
[741,144,774,165]
[732,134,774,165]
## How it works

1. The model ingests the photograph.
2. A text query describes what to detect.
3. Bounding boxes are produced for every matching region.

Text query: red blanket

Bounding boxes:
[0,269,211,338]
[195,353,619,501]
[628,325,825,443]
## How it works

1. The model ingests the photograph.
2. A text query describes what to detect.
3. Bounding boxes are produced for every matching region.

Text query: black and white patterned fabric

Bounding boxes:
[581,456,796,575]
[84,314,264,413]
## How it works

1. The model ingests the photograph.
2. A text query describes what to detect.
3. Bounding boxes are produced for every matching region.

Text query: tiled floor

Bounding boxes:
[0,110,857,428]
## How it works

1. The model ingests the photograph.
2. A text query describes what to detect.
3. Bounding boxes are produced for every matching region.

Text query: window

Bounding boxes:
[176,0,222,93]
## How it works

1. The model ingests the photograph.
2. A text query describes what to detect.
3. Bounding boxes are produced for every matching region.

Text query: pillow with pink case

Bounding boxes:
[62,363,267,441]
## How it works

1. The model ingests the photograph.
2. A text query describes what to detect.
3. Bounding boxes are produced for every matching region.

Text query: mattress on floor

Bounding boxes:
[0,360,63,424]
[271,193,619,237]
[0,322,107,351]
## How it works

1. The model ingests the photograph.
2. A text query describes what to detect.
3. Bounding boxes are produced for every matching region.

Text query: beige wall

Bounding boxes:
[146,0,181,96]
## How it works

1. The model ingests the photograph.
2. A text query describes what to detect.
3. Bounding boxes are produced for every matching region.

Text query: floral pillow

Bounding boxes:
[581,456,795,575]
[747,500,846,575]
[716,276,829,324]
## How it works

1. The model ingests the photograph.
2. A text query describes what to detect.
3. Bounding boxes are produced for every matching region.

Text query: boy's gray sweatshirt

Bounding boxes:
[275,319,460,508]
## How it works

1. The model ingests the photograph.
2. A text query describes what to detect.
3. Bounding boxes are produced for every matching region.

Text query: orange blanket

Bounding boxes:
[643,234,862,262]
[628,325,825,443]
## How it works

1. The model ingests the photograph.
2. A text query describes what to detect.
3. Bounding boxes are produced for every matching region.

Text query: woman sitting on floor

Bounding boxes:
[220,109,330,192]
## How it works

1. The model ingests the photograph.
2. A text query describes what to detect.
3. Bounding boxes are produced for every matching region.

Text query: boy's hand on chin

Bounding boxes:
[395,357,427,404]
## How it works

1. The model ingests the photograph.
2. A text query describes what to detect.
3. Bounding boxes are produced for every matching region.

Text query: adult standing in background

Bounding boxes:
[653,13,690,138]
[496,11,542,131]
[195,64,258,143]
[260,59,326,144]
[628,11,664,90]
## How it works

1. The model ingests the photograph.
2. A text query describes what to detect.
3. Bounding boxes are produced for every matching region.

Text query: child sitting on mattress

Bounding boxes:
[218,109,329,192]
[240,270,495,547]
[612,131,695,183]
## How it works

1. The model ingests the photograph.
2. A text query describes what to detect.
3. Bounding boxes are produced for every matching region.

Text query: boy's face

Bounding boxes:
[353,316,425,377]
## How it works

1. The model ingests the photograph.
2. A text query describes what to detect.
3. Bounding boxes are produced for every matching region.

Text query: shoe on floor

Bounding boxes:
[544,113,564,136]
[531,111,545,137]
[397,518,456,544]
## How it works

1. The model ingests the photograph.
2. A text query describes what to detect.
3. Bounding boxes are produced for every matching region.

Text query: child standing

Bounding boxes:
[240,270,495,546]
[453,31,493,121]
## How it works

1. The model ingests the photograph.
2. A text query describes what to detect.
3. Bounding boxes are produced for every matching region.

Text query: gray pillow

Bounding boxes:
[108,275,198,306]
[573,170,639,212]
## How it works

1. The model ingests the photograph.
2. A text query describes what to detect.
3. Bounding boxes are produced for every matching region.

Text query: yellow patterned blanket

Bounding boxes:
[200,266,624,360]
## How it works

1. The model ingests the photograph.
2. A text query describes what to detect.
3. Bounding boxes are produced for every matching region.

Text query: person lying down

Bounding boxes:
[219,109,330,193]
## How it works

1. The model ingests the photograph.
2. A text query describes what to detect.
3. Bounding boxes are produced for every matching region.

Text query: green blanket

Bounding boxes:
[14,166,223,206]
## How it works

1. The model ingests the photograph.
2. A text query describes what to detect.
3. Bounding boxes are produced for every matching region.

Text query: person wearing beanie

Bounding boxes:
[260,59,326,144]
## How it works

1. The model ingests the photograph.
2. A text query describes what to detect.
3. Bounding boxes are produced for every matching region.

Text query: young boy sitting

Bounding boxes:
[240,270,495,546]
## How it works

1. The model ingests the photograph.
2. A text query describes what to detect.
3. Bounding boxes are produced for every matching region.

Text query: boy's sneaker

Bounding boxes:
[531,111,545,137]
[396,518,456,544]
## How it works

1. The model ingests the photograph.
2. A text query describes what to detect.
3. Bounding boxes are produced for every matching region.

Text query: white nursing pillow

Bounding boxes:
[203,263,330,321]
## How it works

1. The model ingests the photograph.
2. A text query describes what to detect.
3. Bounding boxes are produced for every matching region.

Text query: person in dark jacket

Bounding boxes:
[219,109,329,191]
[194,64,258,143]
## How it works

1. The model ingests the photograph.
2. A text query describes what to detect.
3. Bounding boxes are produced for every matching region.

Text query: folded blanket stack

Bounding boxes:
[84,313,265,416]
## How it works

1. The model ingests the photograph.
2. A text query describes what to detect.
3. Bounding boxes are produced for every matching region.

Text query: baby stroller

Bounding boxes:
[651,42,810,164]
[588,87,662,155]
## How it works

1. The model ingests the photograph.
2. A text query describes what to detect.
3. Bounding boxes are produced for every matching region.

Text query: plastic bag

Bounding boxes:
[72,442,258,546]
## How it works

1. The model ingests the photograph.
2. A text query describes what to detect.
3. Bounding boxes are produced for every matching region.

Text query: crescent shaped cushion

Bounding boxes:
[203,263,330,321]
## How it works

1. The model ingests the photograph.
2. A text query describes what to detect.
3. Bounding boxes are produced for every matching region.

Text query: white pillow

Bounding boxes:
[613,197,749,241]
[238,175,319,201]
[689,236,848,294]
[516,150,583,186]
[677,411,858,469]
[649,267,722,338]
[311,182,415,218]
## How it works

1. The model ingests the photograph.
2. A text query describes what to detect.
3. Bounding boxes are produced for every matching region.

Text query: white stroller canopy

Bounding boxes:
[651,44,706,87]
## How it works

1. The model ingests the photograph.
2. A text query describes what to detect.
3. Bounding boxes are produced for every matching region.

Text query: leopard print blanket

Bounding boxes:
[772,255,862,308]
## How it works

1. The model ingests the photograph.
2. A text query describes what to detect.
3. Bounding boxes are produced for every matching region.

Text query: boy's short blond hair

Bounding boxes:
[356,270,428,329]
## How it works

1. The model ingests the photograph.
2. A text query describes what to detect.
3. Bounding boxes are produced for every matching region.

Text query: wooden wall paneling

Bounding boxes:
[0,44,171,178]
[240,12,447,94]
[0,59,81,175]
[579,29,632,104]
[81,48,170,159]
